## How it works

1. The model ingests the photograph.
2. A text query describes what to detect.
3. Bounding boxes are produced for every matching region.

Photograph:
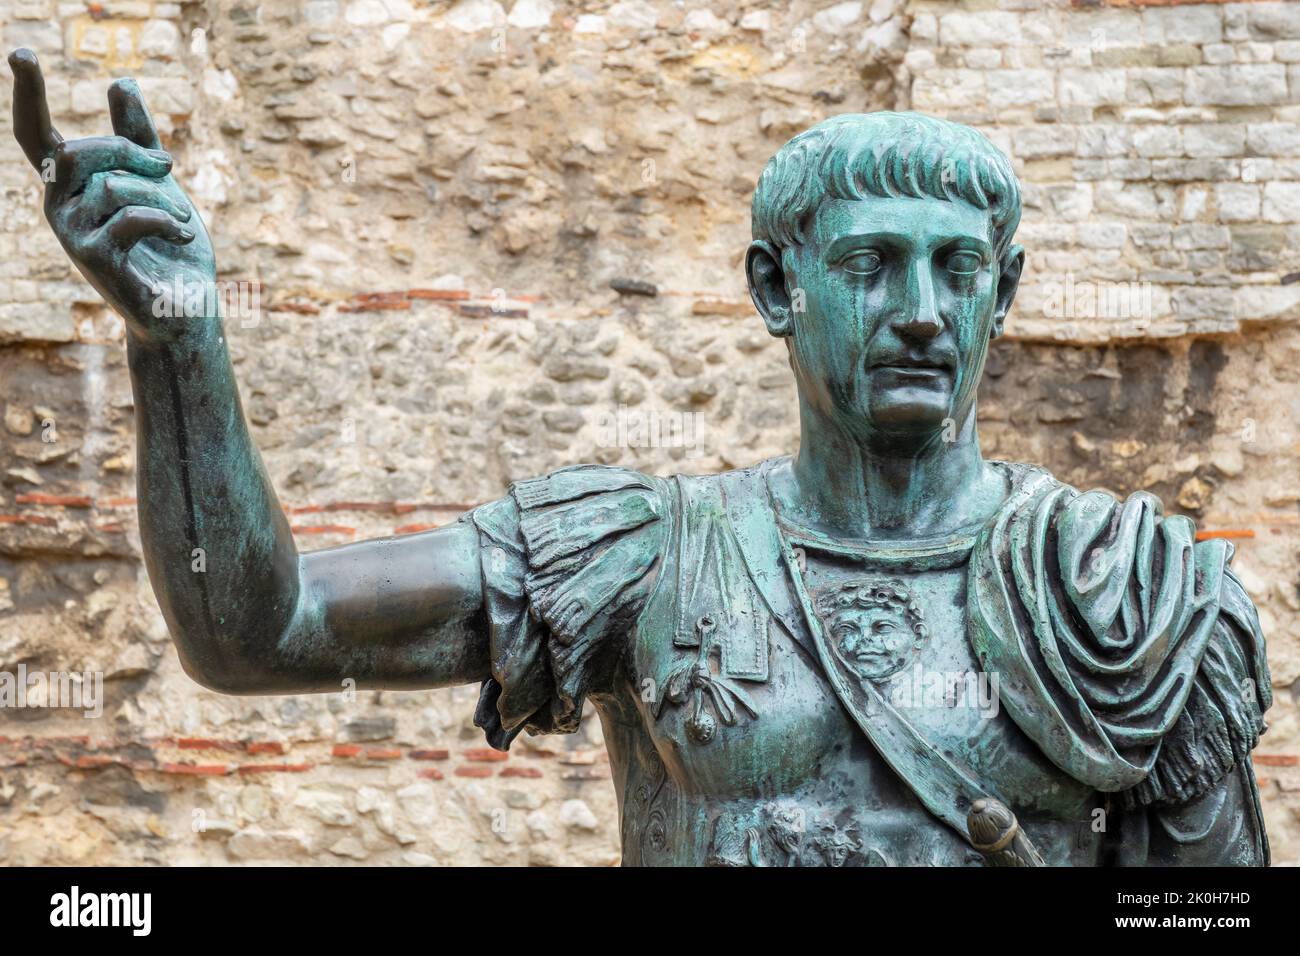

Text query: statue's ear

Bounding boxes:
[992,244,1024,339]
[746,240,794,338]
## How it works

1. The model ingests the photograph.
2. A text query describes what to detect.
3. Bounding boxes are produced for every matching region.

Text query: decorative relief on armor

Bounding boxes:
[707,814,764,867]
[632,750,670,864]
[813,579,928,681]
[766,803,806,866]
[706,803,804,866]
[655,615,759,744]
[705,803,898,867]
[814,819,861,866]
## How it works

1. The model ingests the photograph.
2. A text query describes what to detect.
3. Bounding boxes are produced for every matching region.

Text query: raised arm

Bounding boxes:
[9,50,489,695]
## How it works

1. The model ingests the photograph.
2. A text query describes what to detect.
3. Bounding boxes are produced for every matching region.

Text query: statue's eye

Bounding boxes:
[841,251,882,276]
[945,250,983,276]
[871,621,898,634]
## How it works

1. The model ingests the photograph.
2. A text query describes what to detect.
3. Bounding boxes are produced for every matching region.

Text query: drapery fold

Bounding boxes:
[468,465,667,750]
[970,469,1271,806]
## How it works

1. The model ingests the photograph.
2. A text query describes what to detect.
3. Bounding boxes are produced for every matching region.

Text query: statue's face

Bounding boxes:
[819,836,853,866]
[784,195,1001,443]
[828,601,915,680]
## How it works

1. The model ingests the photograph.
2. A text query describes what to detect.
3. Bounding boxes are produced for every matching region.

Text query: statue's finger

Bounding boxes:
[55,136,171,195]
[8,48,63,170]
[107,78,162,150]
[98,174,191,223]
[104,205,194,250]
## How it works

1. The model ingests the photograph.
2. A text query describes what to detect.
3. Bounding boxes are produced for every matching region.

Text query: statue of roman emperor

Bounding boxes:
[9,49,1271,866]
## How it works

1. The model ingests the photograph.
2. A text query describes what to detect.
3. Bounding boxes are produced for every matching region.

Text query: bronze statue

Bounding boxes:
[9,48,1271,866]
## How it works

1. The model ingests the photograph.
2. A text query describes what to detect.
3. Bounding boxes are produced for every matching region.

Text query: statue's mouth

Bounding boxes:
[868,352,954,374]
[869,358,953,379]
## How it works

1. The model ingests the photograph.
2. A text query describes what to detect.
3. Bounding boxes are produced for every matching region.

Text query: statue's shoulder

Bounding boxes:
[655,456,780,499]
[493,463,672,576]
[973,460,1272,812]
[988,459,1182,530]
[470,462,673,749]
[477,457,781,564]
[469,461,666,552]
[520,457,786,521]
[989,458,1072,498]
[511,462,666,512]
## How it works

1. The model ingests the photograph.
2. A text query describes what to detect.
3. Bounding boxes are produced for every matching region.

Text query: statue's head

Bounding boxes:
[747,112,1024,450]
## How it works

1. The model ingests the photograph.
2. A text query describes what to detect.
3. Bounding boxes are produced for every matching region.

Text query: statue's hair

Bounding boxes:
[815,580,927,641]
[752,112,1022,263]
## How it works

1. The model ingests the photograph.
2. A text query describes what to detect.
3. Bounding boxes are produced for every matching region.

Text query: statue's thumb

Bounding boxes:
[107,78,162,151]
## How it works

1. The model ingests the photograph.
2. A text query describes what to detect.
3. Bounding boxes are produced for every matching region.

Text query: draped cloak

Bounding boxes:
[968,466,1271,808]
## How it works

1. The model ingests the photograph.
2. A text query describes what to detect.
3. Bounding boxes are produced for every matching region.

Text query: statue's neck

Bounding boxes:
[780,398,1005,541]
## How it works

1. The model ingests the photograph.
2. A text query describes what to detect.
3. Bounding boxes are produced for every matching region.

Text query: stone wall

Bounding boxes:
[0,0,1296,866]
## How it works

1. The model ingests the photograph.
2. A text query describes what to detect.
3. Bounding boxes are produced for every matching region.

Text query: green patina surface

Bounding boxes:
[10,50,1271,865]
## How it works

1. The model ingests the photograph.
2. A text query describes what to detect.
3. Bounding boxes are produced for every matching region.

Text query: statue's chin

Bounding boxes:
[865,386,953,439]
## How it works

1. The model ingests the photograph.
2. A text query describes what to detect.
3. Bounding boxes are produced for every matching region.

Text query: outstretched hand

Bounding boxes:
[9,48,216,340]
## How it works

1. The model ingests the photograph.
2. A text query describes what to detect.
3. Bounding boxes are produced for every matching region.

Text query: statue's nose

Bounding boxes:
[894,263,943,340]
[894,313,942,341]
